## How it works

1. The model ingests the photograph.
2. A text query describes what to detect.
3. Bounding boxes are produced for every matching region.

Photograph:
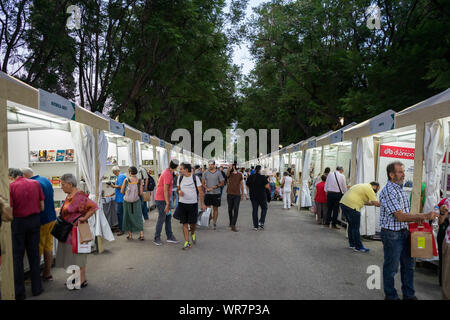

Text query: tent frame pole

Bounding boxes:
[411,122,425,213]
[0,96,15,300]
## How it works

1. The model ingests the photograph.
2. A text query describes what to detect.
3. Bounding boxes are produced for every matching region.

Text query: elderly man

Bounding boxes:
[324,166,348,229]
[108,166,127,236]
[9,168,44,299]
[379,161,438,300]
[22,168,56,281]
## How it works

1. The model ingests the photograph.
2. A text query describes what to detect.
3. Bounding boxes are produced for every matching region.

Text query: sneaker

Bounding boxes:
[253,227,258,231]
[353,247,370,253]
[259,224,264,230]
[153,238,162,246]
[167,236,179,244]
[213,223,217,230]
[231,226,238,232]
[191,232,196,244]
[348,246,355,250]
[182,242,191,250]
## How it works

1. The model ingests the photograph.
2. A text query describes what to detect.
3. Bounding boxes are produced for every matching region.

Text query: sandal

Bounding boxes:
[43,275,53,281]
[139,236,145,241]
[81,281,88,288]
[127,235,133,240]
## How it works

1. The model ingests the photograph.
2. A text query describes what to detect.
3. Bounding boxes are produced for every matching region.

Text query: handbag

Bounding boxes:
[51,215,81,242]
[142,191,151,202]
[173,206,180,220]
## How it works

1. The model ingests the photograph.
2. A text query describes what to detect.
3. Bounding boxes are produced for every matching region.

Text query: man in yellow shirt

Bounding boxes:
[340,182,380,252]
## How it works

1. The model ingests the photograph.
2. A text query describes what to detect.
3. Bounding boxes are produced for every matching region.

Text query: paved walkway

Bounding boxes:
[30,196,442,300]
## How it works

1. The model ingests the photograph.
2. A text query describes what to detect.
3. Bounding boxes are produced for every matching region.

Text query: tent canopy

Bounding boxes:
[395,88,450,128]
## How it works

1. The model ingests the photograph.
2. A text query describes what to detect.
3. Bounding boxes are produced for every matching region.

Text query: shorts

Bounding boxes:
[204,194,221,207]
[176,202,199,224]
[40,220,56,256]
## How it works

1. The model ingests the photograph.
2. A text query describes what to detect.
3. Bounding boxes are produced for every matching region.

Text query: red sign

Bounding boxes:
[380,145,415,160]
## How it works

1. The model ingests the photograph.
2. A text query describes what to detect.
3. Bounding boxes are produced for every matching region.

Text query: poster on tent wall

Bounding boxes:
[375,142,416,232]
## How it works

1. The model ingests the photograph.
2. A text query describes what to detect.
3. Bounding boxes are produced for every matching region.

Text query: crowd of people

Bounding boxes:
[2,158,449,300]
[308,162,449,300]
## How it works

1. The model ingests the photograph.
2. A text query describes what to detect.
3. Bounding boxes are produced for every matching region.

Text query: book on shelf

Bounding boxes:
[46,150,56,162]
[29,150,39,162]
[107,156,118,165]
[38,150,47,162]
[51,176,61,187]
[56,149,66,161]
[65,149,74,161]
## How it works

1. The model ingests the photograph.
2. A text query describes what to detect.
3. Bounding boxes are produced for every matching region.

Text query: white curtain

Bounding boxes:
[301,149,312,207]
[70,123,115,243]
[423,119,446,213]
[355,137,376,236]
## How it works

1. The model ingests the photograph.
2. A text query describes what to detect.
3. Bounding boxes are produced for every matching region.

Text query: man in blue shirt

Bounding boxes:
[250,166,255,175]
[108,166,126,236]
[23,168,56,281]
[378,161,437,300]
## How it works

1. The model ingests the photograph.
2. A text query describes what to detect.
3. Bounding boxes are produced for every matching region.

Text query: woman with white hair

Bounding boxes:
[56,173,98,289]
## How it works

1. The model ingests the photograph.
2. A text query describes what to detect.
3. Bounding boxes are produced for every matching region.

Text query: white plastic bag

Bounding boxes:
[197,208,211,227]
[77,228,92,254]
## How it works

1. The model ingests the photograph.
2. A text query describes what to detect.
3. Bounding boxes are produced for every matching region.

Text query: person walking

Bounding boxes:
[379,161,437,300]
[23,168,56,282]
[226,162,244,232]
[137,166,150,220]
[175,163,206,250]
[108,166,127,236]
[281,172,293,209]
[56,173,98,289]
[340,182,381,252]
[324,166,347,229]
[8,168,44,299]
[154,160,180,245]
[121,166,145,241]
[269,172,276,200]
[246,165,271,230]
[219,166,227,201]
[314,175,327,225]
[202,160,225,230]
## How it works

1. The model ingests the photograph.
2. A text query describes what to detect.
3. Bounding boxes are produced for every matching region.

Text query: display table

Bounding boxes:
[102,197,118,228]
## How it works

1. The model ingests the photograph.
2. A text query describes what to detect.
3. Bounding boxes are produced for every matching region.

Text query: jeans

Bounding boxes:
[340,204,363,249]
[270,183,275,199]
[11,214,42,299]
[227,194,241,226]
[116,202,124,231]
[251,198,268,228]
[171,190,178,209]
[380,229,415,299]
[140,196,149,220]
[155,200,174,240]
[326,192,342,226]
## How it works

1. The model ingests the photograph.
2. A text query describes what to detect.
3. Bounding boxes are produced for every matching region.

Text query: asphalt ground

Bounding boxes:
[29,195,442,300]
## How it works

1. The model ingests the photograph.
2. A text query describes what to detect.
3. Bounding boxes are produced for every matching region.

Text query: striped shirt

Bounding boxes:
[379,181,410,231]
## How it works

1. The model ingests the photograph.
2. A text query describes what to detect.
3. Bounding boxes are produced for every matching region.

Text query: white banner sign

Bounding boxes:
[369,110,395,135]
[330,130,343,144]
[141,132,150,144]
[38,89,76,120]
[109,119,125,136]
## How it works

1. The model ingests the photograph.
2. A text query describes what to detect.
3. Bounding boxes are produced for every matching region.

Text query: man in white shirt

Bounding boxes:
[281,172,293,209]
[176,163,206,250]
[324,166,347,229]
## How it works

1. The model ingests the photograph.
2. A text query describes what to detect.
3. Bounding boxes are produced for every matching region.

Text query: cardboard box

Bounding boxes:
[411,231,433,259]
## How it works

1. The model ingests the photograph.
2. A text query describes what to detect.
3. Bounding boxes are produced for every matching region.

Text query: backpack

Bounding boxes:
[178,175,199,200]
[147,176,156,191]
[124,178,141,202]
